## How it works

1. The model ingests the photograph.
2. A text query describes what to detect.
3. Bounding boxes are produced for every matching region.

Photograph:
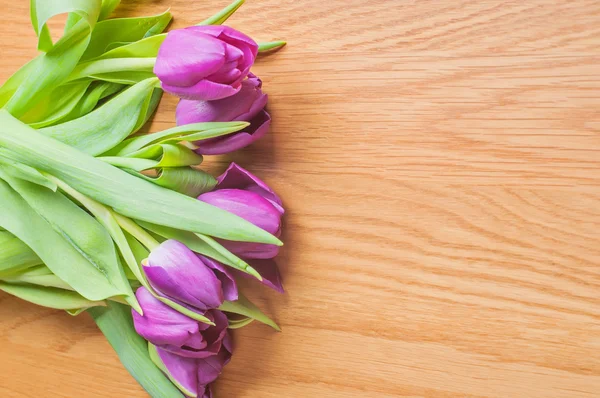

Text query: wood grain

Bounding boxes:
[1,1,599,397]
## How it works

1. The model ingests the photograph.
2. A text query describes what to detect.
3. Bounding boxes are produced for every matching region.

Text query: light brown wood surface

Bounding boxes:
[1,1,600,397]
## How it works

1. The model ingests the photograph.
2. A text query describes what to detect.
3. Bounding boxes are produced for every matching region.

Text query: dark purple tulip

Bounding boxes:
[156,333,233,397]
[176,74,270,155]
[143,240,232,311]
[132,288,229,359]
[155,26,258,101]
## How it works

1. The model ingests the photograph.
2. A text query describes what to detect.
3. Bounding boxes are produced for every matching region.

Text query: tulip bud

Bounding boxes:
[176,74,270,155]
[198,189,281,259]
[133,287,230,358]
[216,162,284,214]
[154,26,258,101]
[143,240,225,311]
[152,332,233,397]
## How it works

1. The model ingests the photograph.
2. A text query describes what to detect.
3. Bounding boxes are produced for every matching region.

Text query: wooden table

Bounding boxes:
[1,1,599,397]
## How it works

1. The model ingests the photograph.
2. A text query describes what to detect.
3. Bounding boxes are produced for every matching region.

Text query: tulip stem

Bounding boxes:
[113,213,160,251]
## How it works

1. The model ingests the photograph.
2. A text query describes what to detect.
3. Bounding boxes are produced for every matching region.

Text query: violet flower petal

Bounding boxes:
[196,332,233,385]
[193,110,270,155]
[216,162,284,214]
[154,30,226,87]
[145,240,224,311]
[199,255,239,301]
[157,347,199,397]
[132,287,203,348]
[242,259,284,293]
[162,79,241,101]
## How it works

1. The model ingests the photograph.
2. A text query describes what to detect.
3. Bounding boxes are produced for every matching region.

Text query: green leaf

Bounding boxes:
[99,0,121,20]
[0,231,42,278]
[0,110,282,246]
[148,344,196,397]
[101,144,204,172]
[30,0,101,52]
[220,292,280,331]
[198,0,245,26]
[0,58,38,108]
[20,81,91,126]
[137,221,261,278]
[97,34,166,60]
[136,167,217,197]
[1,175,139,311]
[227,316,254,329]
[0,281,104,310]
[88,302,184,398]
[82,11,171,61]
[67,58,156,83]
[258,40,287,53]
[106,122,249,156]
[4,266,73,290]
[0,159,57,191]
[39,78,158,156]
[56,81,125,125]
[0,177,124,302]
[4,18,94,117]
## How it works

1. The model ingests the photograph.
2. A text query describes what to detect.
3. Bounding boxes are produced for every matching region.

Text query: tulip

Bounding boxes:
[216,162,284,214]
[133,287,230,358]
[198,189,281,259]
[176,74,270,155]
[155,333,233,397]
[154,26,258,101]
[143,239,238,311]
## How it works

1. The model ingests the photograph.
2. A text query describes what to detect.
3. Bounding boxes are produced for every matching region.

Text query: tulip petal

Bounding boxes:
[155,30,226,87]
[194,110,270,155]
[216,162,284,214]
[156,347,199,397]
[166,310,229,359]
[145,240,224,311]
[197,189,280,236]
[176,75,267,126]
[162,79,241,101]
[132,287,203,348]
[244,259,284,293]
[196,332,233,385]
[200,255,239,301]
[199,384,213,398]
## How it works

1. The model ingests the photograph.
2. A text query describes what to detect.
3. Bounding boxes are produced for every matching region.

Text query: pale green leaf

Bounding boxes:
[82,11,171,61]
[137,221,258,274]
[56,81,125,125]
[4,266,73,290]
[0,110,281,246]
[0,231,42,278]
[2,175,139,311]
[258,40,287,53]
[106,122,248,156]
[101,144,203,171]
[89,302,184,398]
[39,78,157,156]
[227,316,254,329]
[136,167,216,197]
[0,177,123,302]
[99,0,121,20]
[0,159,57,191]
[30,0,101,52]
[96,34,166,60]
[198,0,245,26]
[220,292,280,331]
[0,281,104,310]
[20,81,91,126]
[4,18,92,117]
[67,58,156,83]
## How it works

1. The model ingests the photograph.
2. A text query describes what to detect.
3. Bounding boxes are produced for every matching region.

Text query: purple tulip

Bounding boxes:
[133,287,230,359]
[143,240,238,311]
[198,189,281,259]
[176,74,270,155]
[156,333,233,397]
[154,26,258,101]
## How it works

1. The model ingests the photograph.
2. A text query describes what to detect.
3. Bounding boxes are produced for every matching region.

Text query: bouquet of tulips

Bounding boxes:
[0,1,286,396]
